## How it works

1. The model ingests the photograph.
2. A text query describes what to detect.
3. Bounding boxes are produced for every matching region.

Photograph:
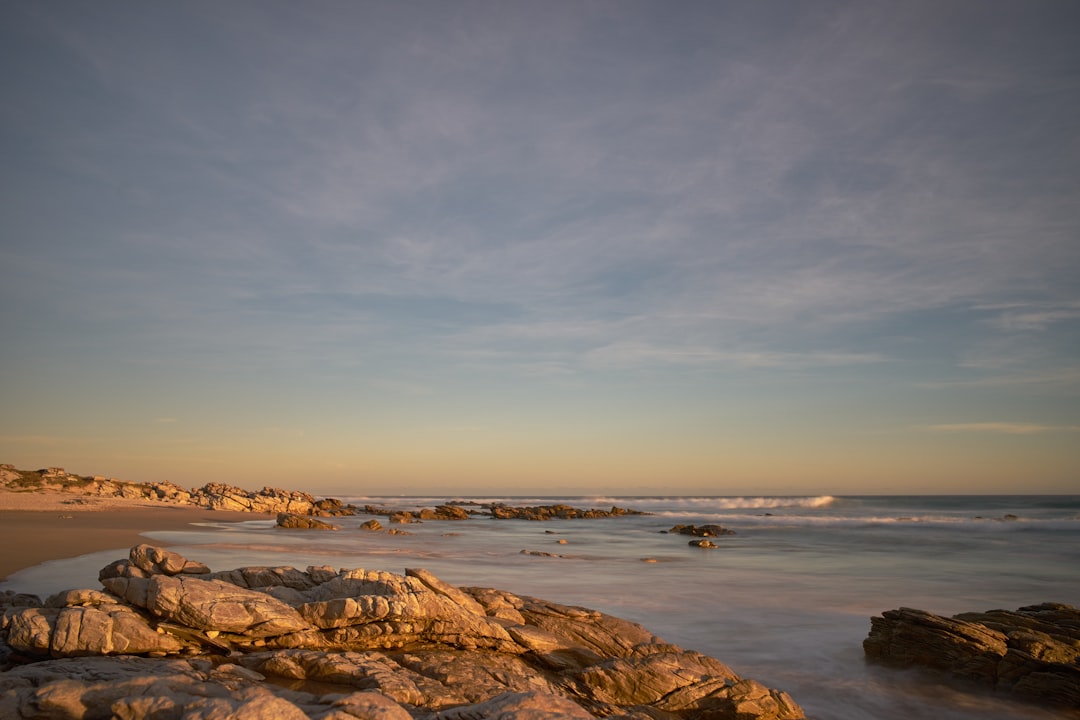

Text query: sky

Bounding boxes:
[1,1,1078,496]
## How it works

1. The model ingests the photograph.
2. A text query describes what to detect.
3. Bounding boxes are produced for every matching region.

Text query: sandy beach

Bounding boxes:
[0,489,271,582]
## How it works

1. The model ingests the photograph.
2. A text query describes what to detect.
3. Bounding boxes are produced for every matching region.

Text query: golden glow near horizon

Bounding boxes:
[2,2,1078,495]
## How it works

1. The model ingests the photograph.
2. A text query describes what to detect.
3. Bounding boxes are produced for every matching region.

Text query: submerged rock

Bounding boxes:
[669,524,736,537]
[864,603,1080,709]
[0,545,805,719]
[276,512,339,530]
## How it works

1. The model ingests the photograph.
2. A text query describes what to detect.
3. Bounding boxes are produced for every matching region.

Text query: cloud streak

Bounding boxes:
[922,423,1080,435]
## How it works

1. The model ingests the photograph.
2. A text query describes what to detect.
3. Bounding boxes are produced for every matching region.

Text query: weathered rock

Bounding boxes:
[142,575,313,638]
[193,483,318,515]
[0,655,415,719]
[418,505,472,521]
[360,519,383,531]
[689,539,719,548]
[311,497,356,516]
[208,565,318,592]
[277,512,339,530]
[864,603,1080,709]
[0,545,805,719]
[44,589,118,609]
[405,567,487,618]
[128,543,210,576]
[3,603,190,658]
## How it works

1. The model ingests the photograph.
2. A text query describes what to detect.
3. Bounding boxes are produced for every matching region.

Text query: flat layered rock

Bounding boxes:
[864,603,1080,709]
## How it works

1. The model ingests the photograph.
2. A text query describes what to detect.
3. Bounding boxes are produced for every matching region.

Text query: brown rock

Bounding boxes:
[129,544,195,575]
[276,512,339,530]
[3,604,189,658]
[864,603,1080,709]
[405,567,487,618]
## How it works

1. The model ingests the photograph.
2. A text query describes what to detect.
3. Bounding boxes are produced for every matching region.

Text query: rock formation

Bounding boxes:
[193,483,319,516]
[2,464,651,525]
[864,604,1080,709]
[276,512,340,530]
[1,545,804,719]
[488,503,649,520]
[0,465,364,518]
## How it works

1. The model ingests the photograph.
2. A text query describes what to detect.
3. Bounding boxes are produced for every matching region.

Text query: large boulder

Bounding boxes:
[126,543,210,576]
[144,575,312,638]
[3,601,189,658]
[864,603,1080,709]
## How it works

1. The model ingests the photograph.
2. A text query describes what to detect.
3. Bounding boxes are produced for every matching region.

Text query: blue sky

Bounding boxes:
[2,1,1078,495]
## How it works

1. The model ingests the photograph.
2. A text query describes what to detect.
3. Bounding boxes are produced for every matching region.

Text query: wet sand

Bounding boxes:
[0,490,271,582]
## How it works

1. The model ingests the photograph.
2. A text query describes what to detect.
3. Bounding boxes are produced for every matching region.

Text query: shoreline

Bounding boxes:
[0,491,271,582]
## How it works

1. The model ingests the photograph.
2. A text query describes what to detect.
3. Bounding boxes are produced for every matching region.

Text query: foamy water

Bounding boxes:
[4,495,1078,719]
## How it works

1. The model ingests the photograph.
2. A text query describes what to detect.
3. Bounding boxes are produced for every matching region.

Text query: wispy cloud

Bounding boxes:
[977,301,1080,332]
[922,423,1080,435]
[584,343,886,370]
[2,2,1078,491]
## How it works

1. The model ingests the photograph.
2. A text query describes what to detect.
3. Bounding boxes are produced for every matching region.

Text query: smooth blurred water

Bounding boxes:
[3,495,1078,719]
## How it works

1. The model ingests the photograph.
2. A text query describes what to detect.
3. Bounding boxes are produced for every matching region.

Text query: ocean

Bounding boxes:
[4,494,1079,719]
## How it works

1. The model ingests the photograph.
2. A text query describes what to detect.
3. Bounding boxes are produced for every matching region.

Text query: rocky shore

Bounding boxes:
[1,465,647,523]
[864,604,1080,709]
[0,544,804,719]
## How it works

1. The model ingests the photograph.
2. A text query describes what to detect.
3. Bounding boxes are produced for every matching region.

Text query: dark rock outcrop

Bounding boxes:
[489,503,649,520]
[276,512,339,530]
[419,504,472,521]
[1,545,804,719]
[669,524,736,537]
[864,604,1080,709]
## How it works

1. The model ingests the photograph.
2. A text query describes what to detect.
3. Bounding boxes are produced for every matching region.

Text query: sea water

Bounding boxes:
[4,495,1079,720]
